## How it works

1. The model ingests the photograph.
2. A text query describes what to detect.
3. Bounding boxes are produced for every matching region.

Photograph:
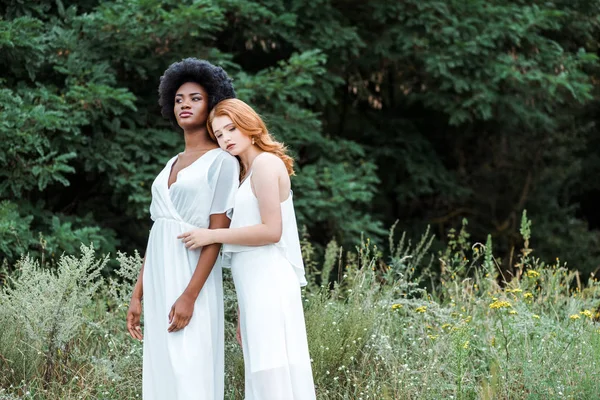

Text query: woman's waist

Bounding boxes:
[151,217,205,231]
[226,243,280,255]
[229,244,288,263]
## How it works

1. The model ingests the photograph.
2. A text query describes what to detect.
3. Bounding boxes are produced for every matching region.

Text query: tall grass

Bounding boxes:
[1,212,600,399]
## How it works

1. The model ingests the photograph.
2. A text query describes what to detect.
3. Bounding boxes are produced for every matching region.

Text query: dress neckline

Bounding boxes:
[168,148,220,190]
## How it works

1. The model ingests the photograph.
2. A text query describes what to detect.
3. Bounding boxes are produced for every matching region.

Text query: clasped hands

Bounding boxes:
[177,228,216,250]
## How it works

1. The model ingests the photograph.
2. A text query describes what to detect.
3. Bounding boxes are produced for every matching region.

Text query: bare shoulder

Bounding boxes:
[253,152,286,175]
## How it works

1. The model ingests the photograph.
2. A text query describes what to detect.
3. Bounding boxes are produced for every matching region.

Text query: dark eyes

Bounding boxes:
[175,97,201,104]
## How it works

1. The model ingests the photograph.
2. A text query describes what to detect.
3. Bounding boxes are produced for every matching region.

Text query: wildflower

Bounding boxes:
[526,270,540,278]
[441,323,452,330]
[391,304,403,310]
[509,310,518,315]
[415,306,427,313]
[580,310,593,319]
[427,335,438,340]
[532,314,540,319]
[463,340,469,349]
[524,292,533,300]
[490,337,496,346]
[506,288,523,294]
[489,300,512,309]
[569,314,581,320]
[464,316,472,323]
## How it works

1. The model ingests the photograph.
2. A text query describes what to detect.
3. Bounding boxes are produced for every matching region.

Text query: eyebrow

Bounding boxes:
[175,93,203,97]
[213,123,234,136]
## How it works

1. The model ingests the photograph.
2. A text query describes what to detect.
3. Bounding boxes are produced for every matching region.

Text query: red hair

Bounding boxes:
[208,99,295,180]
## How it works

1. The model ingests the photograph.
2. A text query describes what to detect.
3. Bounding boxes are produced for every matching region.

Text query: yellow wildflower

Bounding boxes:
[509,310,518,315]
[464,316,472,323]
[569,314,581,320]
[463,340,469,349]
[526,270,540,278]
[441,323,452,330]
[532,314,540,319]
[490,337,496,347]
[415,306,427,313]
[391,304,403,310]
[524,292,534,300]
[489,300,512,309]
[428,335,438,340]
[580,310,593,319]
[506,288,523,294]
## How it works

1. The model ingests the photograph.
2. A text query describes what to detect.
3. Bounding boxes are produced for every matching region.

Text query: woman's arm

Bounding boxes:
[127,258,145,340]
[179,155,287,249]
[167,212,230,333]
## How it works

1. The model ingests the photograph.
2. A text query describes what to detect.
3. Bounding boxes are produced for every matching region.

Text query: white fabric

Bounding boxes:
[223,172,307,286]
[225,175,316,400]
[142,148,239,400]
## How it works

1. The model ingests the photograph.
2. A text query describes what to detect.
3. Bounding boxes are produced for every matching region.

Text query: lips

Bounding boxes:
[179,112,193,118]
[226,144,235,151]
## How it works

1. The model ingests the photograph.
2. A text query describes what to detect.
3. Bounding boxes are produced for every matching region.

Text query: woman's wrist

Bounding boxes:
[210,228,223,244]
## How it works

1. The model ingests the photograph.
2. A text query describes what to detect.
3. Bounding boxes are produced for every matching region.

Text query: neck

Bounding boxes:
[182,126,217,152]
[238,145,263,173]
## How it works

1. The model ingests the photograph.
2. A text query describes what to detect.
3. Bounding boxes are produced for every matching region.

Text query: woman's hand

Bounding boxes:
[126,296,143,341]
[177,228,215,250]
[168,293,195,333]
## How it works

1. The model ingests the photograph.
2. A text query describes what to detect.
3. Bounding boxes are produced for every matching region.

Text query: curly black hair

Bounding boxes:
[158,58,236,129]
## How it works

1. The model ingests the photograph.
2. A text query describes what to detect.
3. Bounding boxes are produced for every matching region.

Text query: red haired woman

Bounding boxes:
[178,99,316,399]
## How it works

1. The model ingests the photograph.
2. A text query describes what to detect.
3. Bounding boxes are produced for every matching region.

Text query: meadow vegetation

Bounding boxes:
[1,212,599,399]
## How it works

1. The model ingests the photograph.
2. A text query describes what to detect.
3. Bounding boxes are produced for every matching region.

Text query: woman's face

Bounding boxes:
[211,115,253,156]
[174,82,209,130]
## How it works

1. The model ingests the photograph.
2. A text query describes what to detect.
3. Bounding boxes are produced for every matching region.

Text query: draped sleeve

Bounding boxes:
[208,152,240,218]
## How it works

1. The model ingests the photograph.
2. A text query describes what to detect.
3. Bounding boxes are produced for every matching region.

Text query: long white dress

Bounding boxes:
[142,148,239,400]
[224,171,316,400]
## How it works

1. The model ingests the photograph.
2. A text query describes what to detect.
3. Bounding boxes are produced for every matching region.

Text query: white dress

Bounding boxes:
[224,171,316,400]
[142,148,239,400]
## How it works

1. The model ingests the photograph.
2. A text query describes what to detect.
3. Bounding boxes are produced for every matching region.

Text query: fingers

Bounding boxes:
[177,231,190,240]
[129,324,143,340]
[127,315,143,341]
[127,324,136,339]
[134,326,143,340]
[167,308,178,332]
[178,233,199,249]
[168,315,191,333]
[168,306,174,324]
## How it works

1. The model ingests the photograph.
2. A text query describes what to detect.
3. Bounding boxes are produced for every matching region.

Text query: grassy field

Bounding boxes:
[1,214,600,399]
